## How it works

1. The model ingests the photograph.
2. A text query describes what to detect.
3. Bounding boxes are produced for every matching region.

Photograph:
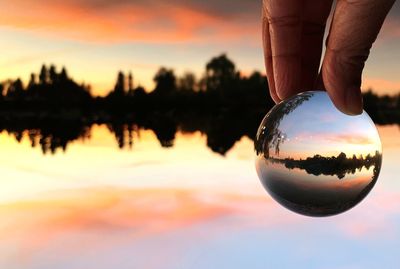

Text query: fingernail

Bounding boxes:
[345,87,363,115]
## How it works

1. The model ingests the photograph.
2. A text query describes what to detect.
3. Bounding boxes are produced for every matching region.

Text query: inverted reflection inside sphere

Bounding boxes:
[255,91,382,217]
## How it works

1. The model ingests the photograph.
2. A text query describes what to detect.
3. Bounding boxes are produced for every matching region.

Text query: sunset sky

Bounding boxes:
[1,0,400,96]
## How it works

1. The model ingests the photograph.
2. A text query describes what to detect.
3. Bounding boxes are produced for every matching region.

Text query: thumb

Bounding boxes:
[322,48,365,115]
[321,0,395,115]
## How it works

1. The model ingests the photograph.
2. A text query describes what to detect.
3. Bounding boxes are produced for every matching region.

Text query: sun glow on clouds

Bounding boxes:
[0,1,263,95]
[0,1,258,43]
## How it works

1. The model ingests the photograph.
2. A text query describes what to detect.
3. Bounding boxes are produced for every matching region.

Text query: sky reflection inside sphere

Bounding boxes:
[255,91,382,217]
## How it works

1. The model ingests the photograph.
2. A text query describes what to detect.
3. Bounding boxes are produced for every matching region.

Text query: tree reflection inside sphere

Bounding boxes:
[255,91,382,217]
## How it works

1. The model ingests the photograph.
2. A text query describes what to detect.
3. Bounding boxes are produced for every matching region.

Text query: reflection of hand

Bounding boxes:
[262,0,395,115]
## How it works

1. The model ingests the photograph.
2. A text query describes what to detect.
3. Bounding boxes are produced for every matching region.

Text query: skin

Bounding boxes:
[262,0,395,115]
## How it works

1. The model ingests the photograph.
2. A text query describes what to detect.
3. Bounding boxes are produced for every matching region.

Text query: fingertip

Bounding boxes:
[327,86,363,116]
[273,57,302,101]
[276,88,297,101]
[321,50,364,116]
[344,86,363,115]
[270,89,281,103]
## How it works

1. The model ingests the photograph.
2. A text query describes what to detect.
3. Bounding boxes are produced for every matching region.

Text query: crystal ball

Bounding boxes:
[255,91,382,217]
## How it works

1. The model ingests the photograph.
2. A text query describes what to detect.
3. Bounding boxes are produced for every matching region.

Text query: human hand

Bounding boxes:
[262,0,395,115]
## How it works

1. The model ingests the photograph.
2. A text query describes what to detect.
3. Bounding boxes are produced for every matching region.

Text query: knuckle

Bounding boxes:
[326,47,369,68]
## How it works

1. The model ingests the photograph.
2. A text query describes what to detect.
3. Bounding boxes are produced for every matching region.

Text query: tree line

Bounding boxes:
[1,54,398,122]
[0,54,399,154]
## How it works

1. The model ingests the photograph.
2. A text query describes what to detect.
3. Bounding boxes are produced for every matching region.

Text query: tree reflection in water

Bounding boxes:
[0,108,263,155]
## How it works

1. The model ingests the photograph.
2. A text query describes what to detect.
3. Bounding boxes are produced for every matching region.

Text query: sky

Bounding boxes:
[0,0,400,96]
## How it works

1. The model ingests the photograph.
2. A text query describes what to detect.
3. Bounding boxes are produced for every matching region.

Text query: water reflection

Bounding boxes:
[0,119,91,154]
[274,151,381,179]
[255,91,382,217]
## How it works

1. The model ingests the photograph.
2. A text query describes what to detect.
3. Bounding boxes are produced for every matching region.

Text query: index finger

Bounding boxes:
[265,0,302,100]
[263,0,332,101]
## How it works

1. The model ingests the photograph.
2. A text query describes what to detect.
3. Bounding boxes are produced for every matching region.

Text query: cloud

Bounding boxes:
[327,134,375,145]
[2,0,399,45]
[0,0,261,44]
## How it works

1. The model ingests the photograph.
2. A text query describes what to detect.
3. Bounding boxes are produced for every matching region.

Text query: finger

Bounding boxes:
[322,0,395,115]
[262,4,280,103]
[265,0,302,100]
[301,0,333,90]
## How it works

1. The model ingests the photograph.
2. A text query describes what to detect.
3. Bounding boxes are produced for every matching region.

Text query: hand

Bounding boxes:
[262,0,395,115]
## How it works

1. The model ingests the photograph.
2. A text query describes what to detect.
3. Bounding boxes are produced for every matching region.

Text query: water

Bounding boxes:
[0,124,399,268]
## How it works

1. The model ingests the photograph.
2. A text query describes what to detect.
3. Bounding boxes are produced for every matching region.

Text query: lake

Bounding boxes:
[0,124,399,269]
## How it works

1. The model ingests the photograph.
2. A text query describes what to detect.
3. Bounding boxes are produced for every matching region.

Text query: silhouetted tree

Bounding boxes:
[60,67,68,82]
[128,72,133,93]
[205,54,236,92]
[153,67,176,95]
[178,72,197,91]
[49,64,57,84]
[28,73,37,89]
[116,71,126,94]
[39,64,48,85]
[7,78,24,99]
[134,86,146,97]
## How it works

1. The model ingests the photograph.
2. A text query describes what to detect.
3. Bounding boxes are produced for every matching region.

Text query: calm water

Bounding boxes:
[0,124,399,269]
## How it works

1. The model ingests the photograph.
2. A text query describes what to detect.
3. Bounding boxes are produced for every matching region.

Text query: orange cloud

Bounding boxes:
[0,1,259,44]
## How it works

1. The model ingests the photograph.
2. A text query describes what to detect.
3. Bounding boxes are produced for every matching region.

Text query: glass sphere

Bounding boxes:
[255,91,382,217]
